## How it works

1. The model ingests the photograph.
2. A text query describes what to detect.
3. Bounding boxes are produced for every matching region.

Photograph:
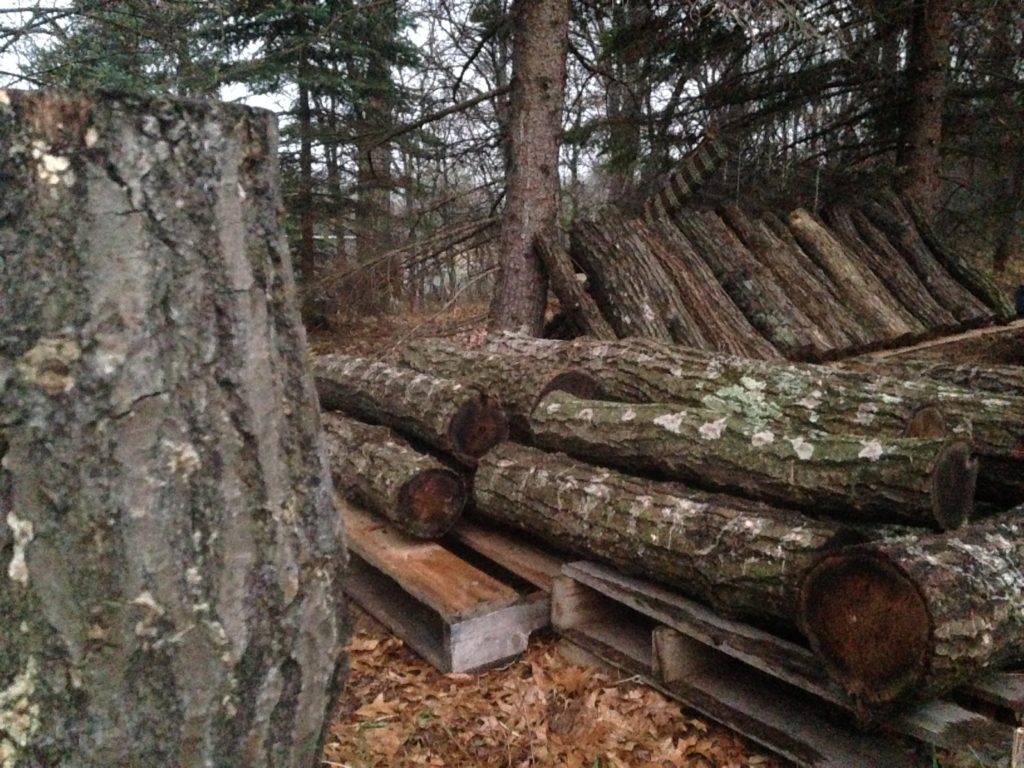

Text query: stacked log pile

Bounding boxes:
[317,335,1024,728]
[544,194,1016,361]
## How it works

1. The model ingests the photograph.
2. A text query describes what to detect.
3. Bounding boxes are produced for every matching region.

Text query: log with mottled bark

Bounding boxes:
[855,319,1024,366]
[841,359,1024,398]
[674,211,832,359]
[859,197,992,325]
[826,204,957,333]
[322,412,466,538]
[719,203,870,351]
[799,508,1024,717]
[898,191,1015,321]
[397,341,604,437]
[530,391,977,529]
[475,442,862,625]
[570,218,708,346]
[647,220,782,360]
[535,233,617,340]
[787,208,922,341]
[0,91,347,767]
[313,354,508,465]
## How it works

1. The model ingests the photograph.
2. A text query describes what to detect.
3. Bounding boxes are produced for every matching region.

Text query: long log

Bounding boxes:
[859,197,992,325]
[839,358,1024,398]
[644,221,781,360]
[798,509,1024,716]
[898,191,1015,321]
[787,208,922,341]
[825,204,957,333]
[530,390,977,529]
[313,354,509,465]
[855,318,1024,366]
[535,233,617,340]
[322,412,466,538]
[570,218,708,345]
[719,203,869,352]
[474,442,862,625]
[673,212,831,359]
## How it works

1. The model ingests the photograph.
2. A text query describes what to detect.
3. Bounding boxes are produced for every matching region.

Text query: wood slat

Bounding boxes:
[449,520,565,593]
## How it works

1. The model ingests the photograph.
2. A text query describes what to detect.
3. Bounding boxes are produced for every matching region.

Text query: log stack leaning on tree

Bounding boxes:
[0,91,347,767]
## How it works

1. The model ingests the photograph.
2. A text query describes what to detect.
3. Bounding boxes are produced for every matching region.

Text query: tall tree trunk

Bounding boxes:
[897,0,952,214]
[0,91,348,767]
[488,0,570,335]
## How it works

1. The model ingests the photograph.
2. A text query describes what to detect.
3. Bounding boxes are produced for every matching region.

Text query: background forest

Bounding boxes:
[2,0,1021,330]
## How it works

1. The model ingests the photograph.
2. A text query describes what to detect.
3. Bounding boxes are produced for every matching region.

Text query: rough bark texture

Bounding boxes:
[855,319,1024,366]
[787,208,921,341]
[397,340,604,438]
[860,195,992,324]
[474,332,1024,504]
[799,509,1024,716]
[898,192,1016,321]
[673,212,831,360]
[534,233,616,341]
[313,354,509,466]
[487,0,570,334]
[718,204,871,352]
[0,91,347,767]
[570,218,708,346]
[825,204,957,334]
[647,221,782,360]
[474,443,860,626]
[531,391,976,529]
[842,359,1024,398]
[322,412,466,539]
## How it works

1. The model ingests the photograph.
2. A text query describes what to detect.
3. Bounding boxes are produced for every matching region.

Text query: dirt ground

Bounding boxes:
[323,607,781,768]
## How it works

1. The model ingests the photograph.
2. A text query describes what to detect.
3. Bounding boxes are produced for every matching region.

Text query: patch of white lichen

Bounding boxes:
[0,658,40,768]
[16,338,81,396]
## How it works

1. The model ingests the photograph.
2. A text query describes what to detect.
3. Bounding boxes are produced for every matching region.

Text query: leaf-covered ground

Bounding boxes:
[324,608,781,768]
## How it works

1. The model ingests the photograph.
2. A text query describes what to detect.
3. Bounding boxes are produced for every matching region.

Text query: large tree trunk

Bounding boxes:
[322,413,466,539]
[799,509,1024,718]
[474,443,861,626]
[475,334,1024,503]
[488,0,570,335]
[0,91,347,767]
[898,0,952,214]
[313,354,509,465]
[531,391,976,529]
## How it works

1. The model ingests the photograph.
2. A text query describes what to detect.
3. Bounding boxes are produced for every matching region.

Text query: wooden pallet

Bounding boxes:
[553,560,1022,768]
[343,503,563,673]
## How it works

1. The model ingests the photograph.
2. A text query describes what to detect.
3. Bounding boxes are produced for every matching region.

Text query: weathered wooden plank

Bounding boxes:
[449,520,565,593]
[855,319,1024,365]
[343,503,519,622]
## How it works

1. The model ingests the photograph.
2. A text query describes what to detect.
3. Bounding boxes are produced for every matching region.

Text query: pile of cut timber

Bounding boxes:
[314,337,1023,758]
[543,192,1018,361]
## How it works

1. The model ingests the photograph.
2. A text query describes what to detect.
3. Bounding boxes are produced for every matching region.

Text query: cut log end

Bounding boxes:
[799,551,931,708]
[931,441,978,530]
[904,405,946,438]
[448,394,509,464]
[398,469,467,538]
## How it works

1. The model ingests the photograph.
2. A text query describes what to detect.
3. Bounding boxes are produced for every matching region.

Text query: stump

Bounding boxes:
[0,91,347,766]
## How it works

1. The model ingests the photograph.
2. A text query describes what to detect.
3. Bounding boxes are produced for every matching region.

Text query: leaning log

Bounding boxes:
[531,391,977,529]
[322,412,466,538]
[855,318,1024,367]
[313,354,509,465]
[798,509,1024,717]
[535,233,617,340]
[475,442,862,625]
[825,204,957,333]
[570,218,707,345]
[673,211,831,359]
[647,220,782,360]
[860,197,992,325]
[719,203,868,352]
[787,208,921,341]
[0,90,347,766]
[898,191,1015,321]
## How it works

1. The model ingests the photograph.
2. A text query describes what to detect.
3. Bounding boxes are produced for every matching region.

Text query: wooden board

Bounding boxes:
[554,561,1017,767]
[342,504,563,672]
[854,319,1024,365]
